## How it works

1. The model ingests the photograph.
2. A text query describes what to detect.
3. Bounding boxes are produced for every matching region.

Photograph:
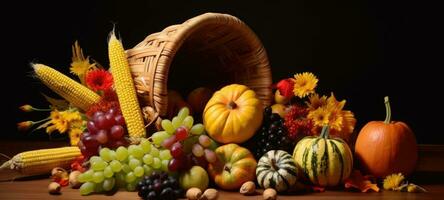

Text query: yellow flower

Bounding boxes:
[307,93,356,141]
[306,94,327,111]
[62,110,82,122]
[70,41,97,84]
[308,108,330,127]
[70,60,94,77]
[49,110,68,133]
[293,72,318,98]
[383,173,405,190]
[330,110,356,142]
[69,128,83,146]
[327,109,344,132]
[49,109,84,134]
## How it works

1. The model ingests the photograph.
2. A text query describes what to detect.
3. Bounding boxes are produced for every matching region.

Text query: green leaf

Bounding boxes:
[32,120,52,132]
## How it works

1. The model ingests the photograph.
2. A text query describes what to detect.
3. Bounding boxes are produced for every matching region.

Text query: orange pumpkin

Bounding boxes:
[203,84,263,144]
[207,143,257,190]
[355,96,418,178]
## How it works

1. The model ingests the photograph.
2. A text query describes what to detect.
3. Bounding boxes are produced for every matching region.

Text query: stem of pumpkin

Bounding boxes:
[270,158,279,171]
[320,125,330,139]
[384,96,392,124]
[227,101,237,109]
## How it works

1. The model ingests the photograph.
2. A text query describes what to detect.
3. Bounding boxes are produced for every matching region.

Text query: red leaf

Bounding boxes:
[310,186,325,192]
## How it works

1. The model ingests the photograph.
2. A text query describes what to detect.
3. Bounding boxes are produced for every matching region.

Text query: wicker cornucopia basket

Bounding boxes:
[126,13,272,128]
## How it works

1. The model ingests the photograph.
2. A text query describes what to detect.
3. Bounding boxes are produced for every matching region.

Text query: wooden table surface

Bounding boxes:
[1,178,443,200]
[1,139,444,199]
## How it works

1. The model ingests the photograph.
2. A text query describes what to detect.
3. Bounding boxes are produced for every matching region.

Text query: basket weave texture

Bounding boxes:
[126,13,272,127]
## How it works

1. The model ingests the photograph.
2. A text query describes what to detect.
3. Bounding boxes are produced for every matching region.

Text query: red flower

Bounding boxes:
[86,100,121,118]
[284,105,313,139]
[86,69,113,91]
[276,78,294,98]
[102,89,118,102]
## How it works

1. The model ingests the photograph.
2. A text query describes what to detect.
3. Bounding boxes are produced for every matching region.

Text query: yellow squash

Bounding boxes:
[203,84,263,144]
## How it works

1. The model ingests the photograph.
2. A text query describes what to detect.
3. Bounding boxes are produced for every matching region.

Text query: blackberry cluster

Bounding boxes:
[249,107,296,159]
[137,172,183,200]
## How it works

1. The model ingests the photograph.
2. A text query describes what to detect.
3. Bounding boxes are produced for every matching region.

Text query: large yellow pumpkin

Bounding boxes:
[203,84,263,144]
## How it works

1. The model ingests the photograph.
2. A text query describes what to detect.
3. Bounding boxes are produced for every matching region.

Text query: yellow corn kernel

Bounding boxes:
[0,147,81,179]
[108,32,146,139]
[33,64,100,111]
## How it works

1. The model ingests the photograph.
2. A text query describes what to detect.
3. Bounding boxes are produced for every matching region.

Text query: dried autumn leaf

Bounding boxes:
[310,186,325,192]
[344,170,380,192]
[42,93,70,110]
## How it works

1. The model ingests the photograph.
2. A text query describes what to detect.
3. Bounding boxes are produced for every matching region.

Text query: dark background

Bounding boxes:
[3,0,443,143]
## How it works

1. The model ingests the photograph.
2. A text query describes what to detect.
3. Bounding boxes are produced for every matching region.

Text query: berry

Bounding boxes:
[136,172,182,200]
[244,106,296,159]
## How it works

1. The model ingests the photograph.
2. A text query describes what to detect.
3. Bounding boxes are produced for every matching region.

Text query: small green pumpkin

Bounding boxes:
[256,150,298,192]
[292,125,353,187]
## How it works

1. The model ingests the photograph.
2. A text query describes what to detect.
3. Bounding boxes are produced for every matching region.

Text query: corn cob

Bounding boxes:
[33,64,101,111]
[0,147,81,180]
[108,32,146,140]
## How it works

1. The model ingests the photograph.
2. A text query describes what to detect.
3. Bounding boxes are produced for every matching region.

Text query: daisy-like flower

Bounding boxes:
[293,72,318,98]
[330,110,356,142]
[306,93,327,111]
[307,93,356,141]
[52,112,69,133]
[383,173,405,190]
[307,107,331,127]
[86,69,113,92]
[328,111,344,132]
[69,128,83,146]
[47,109,84,134]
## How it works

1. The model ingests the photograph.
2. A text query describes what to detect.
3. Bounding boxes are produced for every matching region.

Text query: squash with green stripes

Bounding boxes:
[292,125,353,187]
[256,150,298,192]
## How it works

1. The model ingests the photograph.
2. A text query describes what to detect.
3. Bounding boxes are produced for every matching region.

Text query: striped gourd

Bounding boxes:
[33,64,101,111]
[292,125,353,187]
[0,147,81,180]
[108,32,146,140]
[256,150,298,192]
